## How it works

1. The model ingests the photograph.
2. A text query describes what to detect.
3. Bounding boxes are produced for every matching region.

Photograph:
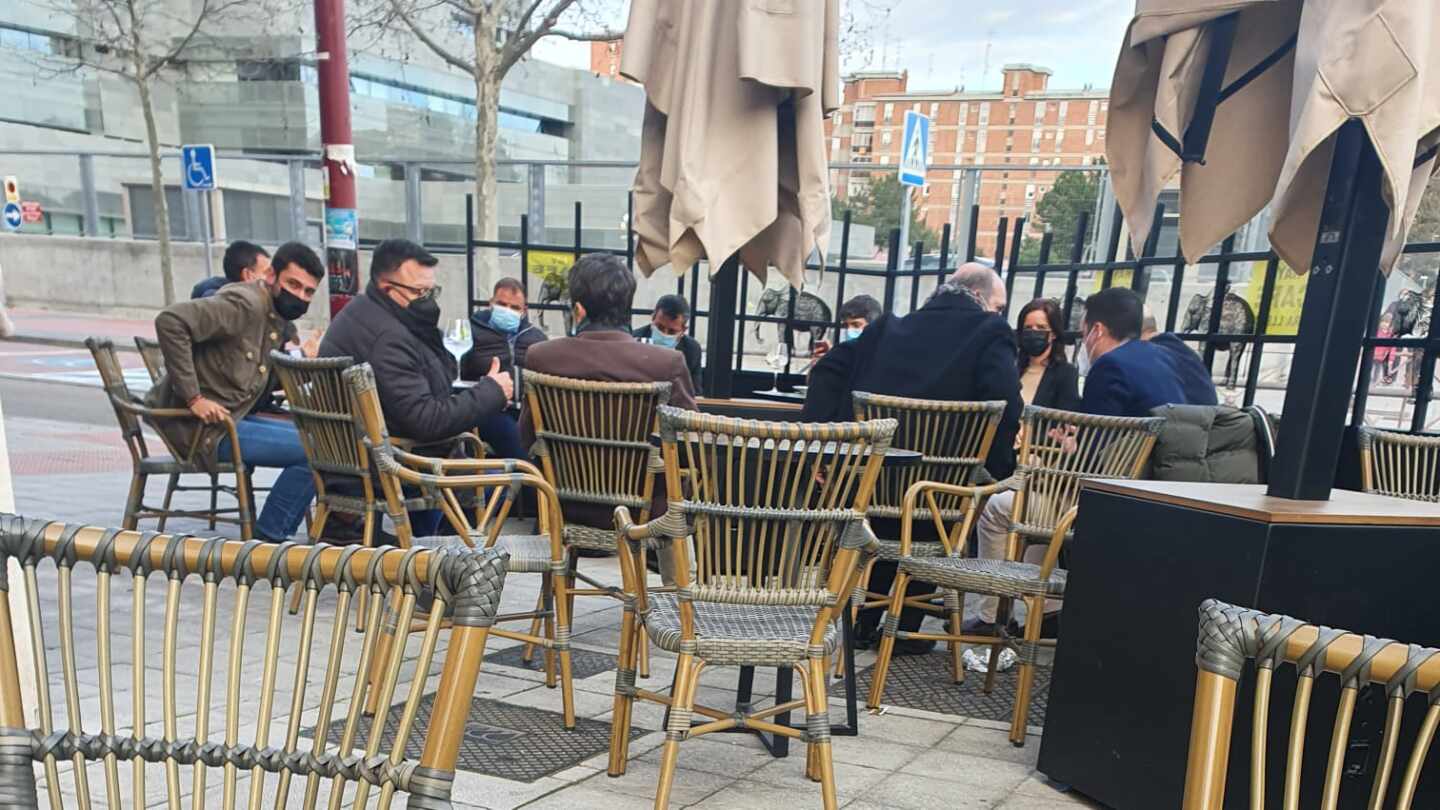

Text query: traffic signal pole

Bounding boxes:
[314,0,359,316]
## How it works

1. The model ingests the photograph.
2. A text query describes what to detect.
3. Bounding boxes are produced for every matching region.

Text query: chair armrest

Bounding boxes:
[113,397,241,464]
[894,476,1019,557]
[391,446,541,479]
[1036,507,1078,580]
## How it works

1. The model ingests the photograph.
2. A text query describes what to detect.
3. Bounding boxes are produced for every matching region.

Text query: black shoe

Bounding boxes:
[851,623,882,650]
[1008,612,1061,639]
[961,618,1005,638]
[893,638,937,657]
[319,514,366,543]
[574,547,612,559]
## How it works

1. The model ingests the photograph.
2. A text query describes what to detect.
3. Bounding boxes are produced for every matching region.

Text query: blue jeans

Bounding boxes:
[217,416,315,541]
[410,411,527,537]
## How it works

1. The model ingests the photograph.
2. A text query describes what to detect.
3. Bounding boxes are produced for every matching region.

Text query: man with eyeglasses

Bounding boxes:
[321,238,515,536]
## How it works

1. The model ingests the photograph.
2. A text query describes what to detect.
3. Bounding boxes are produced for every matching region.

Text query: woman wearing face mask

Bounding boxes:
[1015,298,1081,411]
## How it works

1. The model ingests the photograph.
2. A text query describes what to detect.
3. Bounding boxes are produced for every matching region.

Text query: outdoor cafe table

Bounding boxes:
[1038,479,1440,808]
[651,425,921,757]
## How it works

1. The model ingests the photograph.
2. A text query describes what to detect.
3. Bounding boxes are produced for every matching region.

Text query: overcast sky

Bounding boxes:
[531,0,1136,93]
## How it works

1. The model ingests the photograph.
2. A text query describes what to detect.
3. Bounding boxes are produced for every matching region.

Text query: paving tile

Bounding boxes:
[858,771,1017,810]
[634,734,774,778]
[937,722,1042,766]
[592,758,735,806]
[746,757,893,803]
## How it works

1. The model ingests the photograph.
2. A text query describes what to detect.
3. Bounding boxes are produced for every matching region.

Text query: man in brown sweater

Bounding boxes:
[147,241,324,541]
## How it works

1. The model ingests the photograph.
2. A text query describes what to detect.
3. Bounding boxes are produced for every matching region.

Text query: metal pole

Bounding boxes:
[704,256,741,398]
[78,154,100,237]
[315,0,359,317]
[897,186,911,278]
[1268,120,1389,500]
[287,159,308,243]
[404,163,423,243]
[200,191,215,279]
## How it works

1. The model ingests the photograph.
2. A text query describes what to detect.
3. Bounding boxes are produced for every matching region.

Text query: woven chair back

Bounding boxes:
[1011,405,1163,542]
[134,336,166,384]
[87,338,146,442]
[0,515,508,809]
[1184,599,1440,810]
[656,406,896,606]
[271,352,370,478]
[525,371,671,518]
[1358,426,1440,502]
[852,392,1005,522]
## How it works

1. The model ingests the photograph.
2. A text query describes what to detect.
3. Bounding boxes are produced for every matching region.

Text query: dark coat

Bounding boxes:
[1149,332,1219,407]
[459,308,548,397]
[1030,360,1082,411]
[632,324,704,392]
[1147,404,1269,484]
[1081,339,1189,418]
[803,291,1023,479]
[320,286,507,444]
[191,276,228,299]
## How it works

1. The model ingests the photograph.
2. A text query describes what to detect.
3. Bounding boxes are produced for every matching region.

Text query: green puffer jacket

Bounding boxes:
[1146,404,1275,484]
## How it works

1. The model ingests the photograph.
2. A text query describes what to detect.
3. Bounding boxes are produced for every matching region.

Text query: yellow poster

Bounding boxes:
[1091,270,1133,291]
[528,250,577,285]
[1245,260,1310,335]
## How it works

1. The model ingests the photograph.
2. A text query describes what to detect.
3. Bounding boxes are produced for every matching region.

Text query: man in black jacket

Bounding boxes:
[633,294,703,391]
[1142,306,1220,407]
[461,277,547,393]
[804,263,1023,652]
[320,239,515,533]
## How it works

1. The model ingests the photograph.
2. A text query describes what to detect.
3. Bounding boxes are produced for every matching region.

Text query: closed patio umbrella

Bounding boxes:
[621,0,839,290]
[1107,0,1440,275]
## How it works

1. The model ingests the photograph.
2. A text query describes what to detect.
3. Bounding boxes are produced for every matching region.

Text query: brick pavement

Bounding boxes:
[6,412,1099,809]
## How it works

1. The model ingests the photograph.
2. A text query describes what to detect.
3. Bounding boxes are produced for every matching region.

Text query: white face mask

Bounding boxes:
[1076,326,1094,375]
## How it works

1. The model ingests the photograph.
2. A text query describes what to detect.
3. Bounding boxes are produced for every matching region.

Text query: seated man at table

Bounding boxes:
[320,239,517,534]
[633,294,704,392]
[972,287,1192,636]
[522,254,698,562]
[148,241,325,542]
[1141,305,1220,407]
[804,263,1023,653]
[810,293,883,363]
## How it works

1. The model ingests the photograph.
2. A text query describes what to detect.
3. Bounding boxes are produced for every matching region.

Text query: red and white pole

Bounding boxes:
[314,0,359,316]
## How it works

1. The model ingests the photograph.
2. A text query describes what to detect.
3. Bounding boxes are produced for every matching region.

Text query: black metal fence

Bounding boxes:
[462,192,1440,432]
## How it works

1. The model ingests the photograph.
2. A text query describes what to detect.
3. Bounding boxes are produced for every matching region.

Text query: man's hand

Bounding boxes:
[486,357,514,401]
[188,396,229,424]
[811,339,832,361]
[300,330,322,358]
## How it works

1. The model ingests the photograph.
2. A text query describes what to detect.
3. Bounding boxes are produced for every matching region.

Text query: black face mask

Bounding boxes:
[1019,329,1052,358]
[272,287,310,321]
[406,296,442,326]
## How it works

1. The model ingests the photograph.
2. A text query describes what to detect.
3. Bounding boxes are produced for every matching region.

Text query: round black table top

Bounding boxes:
[748,388,808,404]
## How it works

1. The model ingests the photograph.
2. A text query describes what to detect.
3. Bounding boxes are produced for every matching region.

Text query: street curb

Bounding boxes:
[1,335,139,352]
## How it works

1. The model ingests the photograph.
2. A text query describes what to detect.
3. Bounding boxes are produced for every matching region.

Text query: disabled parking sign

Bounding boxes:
[181,144,217,191]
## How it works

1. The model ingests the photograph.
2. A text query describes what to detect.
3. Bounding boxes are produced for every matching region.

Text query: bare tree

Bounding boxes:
[358,0,619,276]
[33,0,257,305]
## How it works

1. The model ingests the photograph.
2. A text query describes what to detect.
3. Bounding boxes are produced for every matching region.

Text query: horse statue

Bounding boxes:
[754,287,832,353]
[1182,291,1256,389]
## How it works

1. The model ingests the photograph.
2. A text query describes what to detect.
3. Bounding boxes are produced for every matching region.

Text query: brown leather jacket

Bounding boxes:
[145,281,290,462]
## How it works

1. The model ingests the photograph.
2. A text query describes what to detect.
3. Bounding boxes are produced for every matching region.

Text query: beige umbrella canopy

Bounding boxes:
[621,0,839,290]
[1107,0,1440,275]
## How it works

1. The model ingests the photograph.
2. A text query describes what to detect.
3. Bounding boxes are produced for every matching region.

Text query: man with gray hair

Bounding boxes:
[803,261,1022,654]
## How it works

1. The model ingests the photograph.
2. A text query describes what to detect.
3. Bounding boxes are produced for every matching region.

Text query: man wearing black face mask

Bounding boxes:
[321,239,516,534]
[147,241,325,542]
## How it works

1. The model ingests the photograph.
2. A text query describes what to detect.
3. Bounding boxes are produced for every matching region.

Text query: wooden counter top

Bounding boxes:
[1081,480,1440,526]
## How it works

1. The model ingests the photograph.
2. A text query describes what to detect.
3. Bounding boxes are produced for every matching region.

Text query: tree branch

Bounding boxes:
[544,27,622,42]
[388,0,476,74]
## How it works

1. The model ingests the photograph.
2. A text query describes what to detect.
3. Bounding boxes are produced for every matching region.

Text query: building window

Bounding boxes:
[882,130,892,146]
[959,102,969,123]
[854,103,876,125]
[1031,131,1041,151]
[977,131,987,151]
[912,102,921,113]
[1086,129,1095,146]
[223,189,292,244]
[1055,130,1064,152]
[883,102,893,120]
[1035,101,1047,122]
[978,104,990,125]
[1058,101,1069,119]
[1025,184,1036,201]
[930,102,939,118]
[1101,100,1109,112]
[1088,99,1100,126]
[851,132,873,154]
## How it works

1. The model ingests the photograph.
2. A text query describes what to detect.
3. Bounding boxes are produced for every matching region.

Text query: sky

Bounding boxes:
[530,0,1136,94]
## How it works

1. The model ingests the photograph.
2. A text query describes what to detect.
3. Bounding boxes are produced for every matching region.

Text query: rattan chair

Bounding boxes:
[1358,426,1440,501]
[846,392,1006,679]
[87,337,255,540]
[0,514,509,809]
[524,370,673,675]
[868,405,1163,745]
[1184,599,1440,810]
[346,363,577,728]
[608,406,896,810]
[134,335,166,383]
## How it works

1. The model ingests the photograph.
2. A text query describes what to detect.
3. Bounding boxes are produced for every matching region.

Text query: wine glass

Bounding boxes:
[761,342,791,395]
[444,318,468,362]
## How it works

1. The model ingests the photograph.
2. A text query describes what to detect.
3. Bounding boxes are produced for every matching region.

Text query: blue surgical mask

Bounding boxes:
[650,330,679,349]
[843,327,864,342]
[490,306,522,334]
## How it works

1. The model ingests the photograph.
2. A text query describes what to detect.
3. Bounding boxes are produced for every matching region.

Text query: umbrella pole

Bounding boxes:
[705,255,741,398]
[1267,119,1389,500]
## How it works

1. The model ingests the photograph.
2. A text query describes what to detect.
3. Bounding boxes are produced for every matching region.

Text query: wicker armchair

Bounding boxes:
[868,405,1163,745]
[0,515,509,809]
[1184,599,1440,810]
[847,392,1006,678]
[134,335,166,383]
[1358,426,1440,501]
[524,370,673,675]
[608,406,896,810]
[87,337,254,540]
[346,363,577,728]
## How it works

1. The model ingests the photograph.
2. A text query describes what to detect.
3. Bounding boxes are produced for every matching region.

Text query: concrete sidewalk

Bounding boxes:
[6,307,156,349]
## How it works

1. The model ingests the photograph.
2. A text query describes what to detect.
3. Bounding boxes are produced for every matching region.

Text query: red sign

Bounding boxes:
[19,201,41,224]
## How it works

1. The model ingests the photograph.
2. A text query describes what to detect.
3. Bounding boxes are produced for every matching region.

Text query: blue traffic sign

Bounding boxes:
[181,144,217,191]
[2,202,20,231]
[898,110,930,187]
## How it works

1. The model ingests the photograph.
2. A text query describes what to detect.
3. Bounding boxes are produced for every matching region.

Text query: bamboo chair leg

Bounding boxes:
[1009,595,1044,747]
[655,654,700,810]
[866,569,911,709]
[363,591,398,717]
[157,472,180,531]
[123,472,146,530]
[208,472,219,530]
[355,510,375,634]
[521,589,544,665]
[541,572,558,689]
[554,566,576,729]
[607,591,641,776]
[291,504,330,615]
[948,589,966,684]
[638,621,651,680]
[985,596,1012,695]
[804,659,839,810]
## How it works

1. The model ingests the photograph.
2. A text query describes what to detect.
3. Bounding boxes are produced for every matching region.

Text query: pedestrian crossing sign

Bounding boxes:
[899,110,930,187]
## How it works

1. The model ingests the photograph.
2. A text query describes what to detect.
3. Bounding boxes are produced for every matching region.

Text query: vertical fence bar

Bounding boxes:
[518,213,530,303]
[572,201,582,260]
[834,211,852,337]
[690,263,701,325]
[735,263,750,378]
[1244,255,1280,408]
[1164,249,1188,332]
[937,223,952,280]
[1032,231,1054,302]
[1060,211,1089,330]
[995,216,1013,310]
[1351,269,1389,423]
[465,194,476,316]
[705,256,740,397]
[784,285,797,376]
[404,163,423,243]
[529,163,547,243]
[908,240,924,313]
[626,191,635,272]
[965,203,980,262]
[1409,287,1440,433]
[1003,218,1024,320]
[1202,234,1237,374]
[882,229,900,312]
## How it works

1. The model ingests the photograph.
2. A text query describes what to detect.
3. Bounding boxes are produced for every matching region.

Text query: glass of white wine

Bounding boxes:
[761,342,791,395]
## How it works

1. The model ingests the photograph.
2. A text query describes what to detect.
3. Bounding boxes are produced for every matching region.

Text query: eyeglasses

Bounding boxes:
[386,280,441,302]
